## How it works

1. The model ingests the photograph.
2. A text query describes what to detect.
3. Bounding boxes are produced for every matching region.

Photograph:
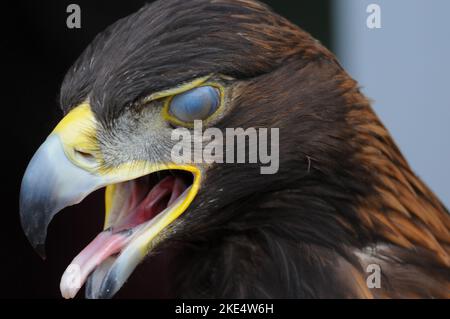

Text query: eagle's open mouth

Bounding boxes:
[19,104,203,299]
[60,169,195,299]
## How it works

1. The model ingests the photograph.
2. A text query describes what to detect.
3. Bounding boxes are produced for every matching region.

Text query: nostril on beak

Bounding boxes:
[73,148,98,168]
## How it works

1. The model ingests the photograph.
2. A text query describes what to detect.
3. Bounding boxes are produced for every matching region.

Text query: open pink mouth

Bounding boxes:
[60,170,193,299]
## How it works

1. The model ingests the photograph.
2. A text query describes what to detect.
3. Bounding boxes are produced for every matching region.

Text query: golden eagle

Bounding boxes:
[20,0,450,298]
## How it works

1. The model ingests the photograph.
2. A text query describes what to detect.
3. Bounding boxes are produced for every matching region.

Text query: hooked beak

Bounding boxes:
[19,103,201,298]
[20,133,108,257]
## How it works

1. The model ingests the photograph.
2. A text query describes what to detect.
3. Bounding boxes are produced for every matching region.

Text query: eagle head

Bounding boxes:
[20,0,450,298]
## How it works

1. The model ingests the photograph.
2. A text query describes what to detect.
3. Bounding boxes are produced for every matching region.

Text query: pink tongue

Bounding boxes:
[116,176,176,230]
[60,175,187,299]
[60,230,130,299]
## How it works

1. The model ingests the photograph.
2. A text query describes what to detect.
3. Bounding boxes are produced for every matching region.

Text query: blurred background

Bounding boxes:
[333,0,450,211]
[2,0,448,298]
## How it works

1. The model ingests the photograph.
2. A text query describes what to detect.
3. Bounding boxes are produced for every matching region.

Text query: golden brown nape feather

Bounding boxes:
[341,78,450,298]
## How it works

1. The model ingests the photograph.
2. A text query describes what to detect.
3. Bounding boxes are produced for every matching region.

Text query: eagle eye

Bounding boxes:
[168,86,220,123]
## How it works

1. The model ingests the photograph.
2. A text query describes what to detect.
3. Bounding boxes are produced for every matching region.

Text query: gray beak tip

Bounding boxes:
[34,244,47,260]
[20,218,48,259]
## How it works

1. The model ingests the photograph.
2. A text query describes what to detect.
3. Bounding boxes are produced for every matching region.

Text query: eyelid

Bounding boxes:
[169,86,220,121]
[141,75,213,105]
[161,82,225,128]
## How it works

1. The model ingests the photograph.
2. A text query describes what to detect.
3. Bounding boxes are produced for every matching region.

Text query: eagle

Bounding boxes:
[19,0,450,298]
